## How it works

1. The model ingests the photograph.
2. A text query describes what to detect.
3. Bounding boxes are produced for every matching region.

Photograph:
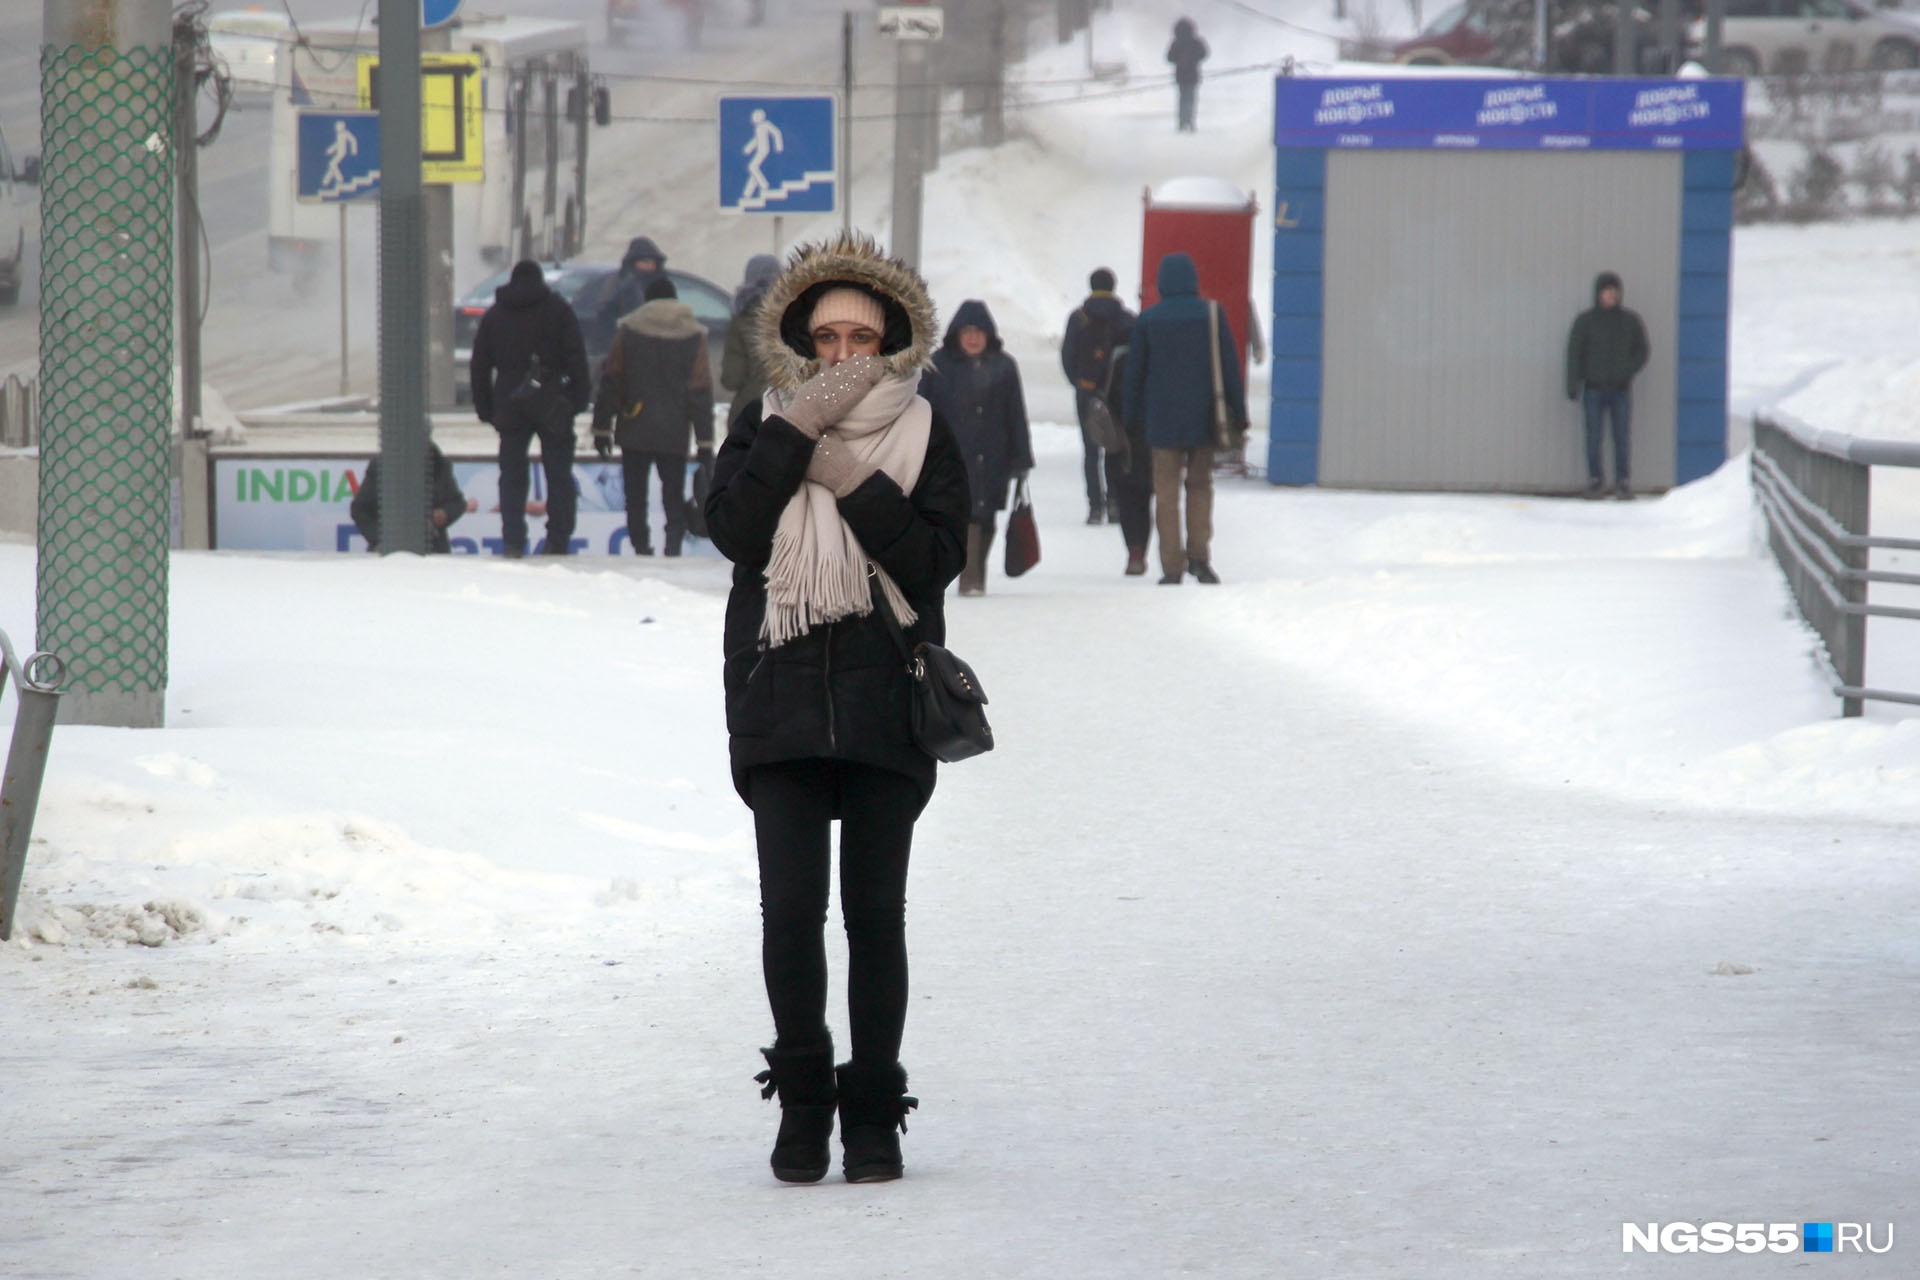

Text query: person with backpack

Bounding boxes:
[1061,267,1137,526]
[469,260,592,557]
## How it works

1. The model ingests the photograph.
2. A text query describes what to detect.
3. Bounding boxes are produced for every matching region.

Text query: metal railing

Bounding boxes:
[1751,411,1920,716]
[0,629,66,941]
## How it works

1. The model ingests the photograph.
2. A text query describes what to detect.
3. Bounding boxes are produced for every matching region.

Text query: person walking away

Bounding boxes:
[601,235,670,337]
[1061,267,1137,526]
[1102,343,1155,576]
[1123,250,1245,585]
[1565,270,1649,500]
[469,259,592,557]
[925,299,1032,597]
[350,439,467,553]
[592,275,714,556]
[703,231,969,1184]
[1167,18,1209,132]
[722,252,782,429]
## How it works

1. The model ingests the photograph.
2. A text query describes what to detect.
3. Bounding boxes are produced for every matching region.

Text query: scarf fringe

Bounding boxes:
[759,481,918,650]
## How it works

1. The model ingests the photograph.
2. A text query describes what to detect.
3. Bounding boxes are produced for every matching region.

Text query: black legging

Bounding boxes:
[749,759,919,1064]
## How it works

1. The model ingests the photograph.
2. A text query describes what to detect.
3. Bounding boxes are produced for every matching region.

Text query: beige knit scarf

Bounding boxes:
[758,374,932,649]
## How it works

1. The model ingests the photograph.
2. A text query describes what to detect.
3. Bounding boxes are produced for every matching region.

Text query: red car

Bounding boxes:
[1391,2,1502,64]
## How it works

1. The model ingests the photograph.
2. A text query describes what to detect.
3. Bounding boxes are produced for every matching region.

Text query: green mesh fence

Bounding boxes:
[36,44,173,727]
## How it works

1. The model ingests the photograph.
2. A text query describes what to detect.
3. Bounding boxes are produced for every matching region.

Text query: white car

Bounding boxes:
[1696,0,1920,74]
[207,7,290,104]
[0,124,37,306]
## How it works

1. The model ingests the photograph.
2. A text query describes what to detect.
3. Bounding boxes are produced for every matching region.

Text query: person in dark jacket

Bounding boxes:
[602,235,669,335]
[350,441,467,554]
[1565,270,1650,500]
[1123,251,1245,585]
[1061,266,1137,526]
[925,299,1033,597]
[592,275,714,556]
[722,252,782,428]
[1167,18,1209,132]
[469,259,592,557]
[704,231,968,1187]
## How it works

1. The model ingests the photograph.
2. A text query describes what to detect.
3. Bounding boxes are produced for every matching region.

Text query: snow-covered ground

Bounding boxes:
[7,0,1920,1273]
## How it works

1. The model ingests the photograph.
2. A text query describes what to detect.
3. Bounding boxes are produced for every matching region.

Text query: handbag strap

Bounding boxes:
[867,568,918,672]
[1207,301,1227,413]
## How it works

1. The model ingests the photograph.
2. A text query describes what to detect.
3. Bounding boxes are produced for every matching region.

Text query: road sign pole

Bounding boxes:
[377,0,428,555]
[841,11,854,234]
[339,203,350,396]
[423,23,456,412]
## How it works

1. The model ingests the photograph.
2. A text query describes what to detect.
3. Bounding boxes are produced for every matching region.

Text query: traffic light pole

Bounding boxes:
[376,0,429,554]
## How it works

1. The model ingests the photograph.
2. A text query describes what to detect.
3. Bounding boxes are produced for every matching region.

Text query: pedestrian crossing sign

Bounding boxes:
[718,95,837,215]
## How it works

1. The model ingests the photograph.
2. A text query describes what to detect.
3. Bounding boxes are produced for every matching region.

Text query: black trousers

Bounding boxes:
[497,410,577,553]
[748,759,920,1064]
[620,449,688,553]
[1106,445,1154,553]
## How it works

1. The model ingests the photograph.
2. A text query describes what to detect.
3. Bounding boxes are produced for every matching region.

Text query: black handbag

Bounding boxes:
[869,573,994,763]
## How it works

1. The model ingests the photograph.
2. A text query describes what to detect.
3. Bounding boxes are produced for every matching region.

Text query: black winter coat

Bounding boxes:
[469,273,592,426]
[925,300,1033,522]
[1167,21,1209,85]
[705,401,971,805]
[350,445,467,554]
[1565,273,1650,397]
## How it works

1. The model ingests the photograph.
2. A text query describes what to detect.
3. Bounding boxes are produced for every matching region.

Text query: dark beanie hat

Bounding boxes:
[509,259,544,286]
[644,275,678,301]
[1089,267,1116,292]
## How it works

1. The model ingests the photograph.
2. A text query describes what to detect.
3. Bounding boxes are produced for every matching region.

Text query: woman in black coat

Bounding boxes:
[924,299,1033,596]
[703,231,969,1186]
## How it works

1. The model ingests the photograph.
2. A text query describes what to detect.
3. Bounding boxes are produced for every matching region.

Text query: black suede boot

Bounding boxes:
[836,1061,918,1183]
[754,1041,837,1183]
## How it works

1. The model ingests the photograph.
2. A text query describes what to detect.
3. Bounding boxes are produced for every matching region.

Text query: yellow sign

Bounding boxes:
[356,53,484,184]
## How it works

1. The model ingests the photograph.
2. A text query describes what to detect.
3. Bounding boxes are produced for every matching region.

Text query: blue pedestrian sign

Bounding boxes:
[718,96,836,215]
[297,110,381,203]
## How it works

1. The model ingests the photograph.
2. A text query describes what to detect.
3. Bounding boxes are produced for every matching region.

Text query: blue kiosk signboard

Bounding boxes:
[1267,76,1745,491]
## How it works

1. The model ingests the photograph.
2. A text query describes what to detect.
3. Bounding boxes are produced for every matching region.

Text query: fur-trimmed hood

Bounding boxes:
[753,231,938,393]
[619,298,705,341]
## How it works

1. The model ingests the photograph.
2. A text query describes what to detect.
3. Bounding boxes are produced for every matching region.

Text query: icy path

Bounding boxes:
[5,430,1919,1275]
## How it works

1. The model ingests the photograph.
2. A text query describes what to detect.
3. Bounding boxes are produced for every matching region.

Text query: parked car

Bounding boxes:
[1392,0,1676,70]
[206,6,290,104]
[453,261,735,407]
[1695,0,1920,73]
[0,123,39,307]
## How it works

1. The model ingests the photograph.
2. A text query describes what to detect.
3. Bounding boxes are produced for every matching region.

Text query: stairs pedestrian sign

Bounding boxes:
[719,96,836,215]
[297,111,381,203]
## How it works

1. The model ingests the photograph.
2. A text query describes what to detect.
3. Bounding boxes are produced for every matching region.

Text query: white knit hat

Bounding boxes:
[808,286,887,334]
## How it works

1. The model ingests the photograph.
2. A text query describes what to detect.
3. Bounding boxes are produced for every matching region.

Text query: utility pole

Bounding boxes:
[172,11,211,551]
[423,22,455,413]
[1704,0,1726,70]
[1614,0,1636,73]
[377,0,429,554]
[39,0,174,727]
[889,39,929,267]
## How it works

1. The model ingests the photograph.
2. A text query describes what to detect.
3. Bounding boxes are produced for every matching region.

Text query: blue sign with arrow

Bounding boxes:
[718,96,837,215]
[297,110,381,203]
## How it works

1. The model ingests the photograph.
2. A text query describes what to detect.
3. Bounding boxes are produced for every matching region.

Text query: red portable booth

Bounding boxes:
[1140,177,1259,379]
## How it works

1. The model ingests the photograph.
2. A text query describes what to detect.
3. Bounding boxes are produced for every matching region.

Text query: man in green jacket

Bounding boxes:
[1565,270,1650,500]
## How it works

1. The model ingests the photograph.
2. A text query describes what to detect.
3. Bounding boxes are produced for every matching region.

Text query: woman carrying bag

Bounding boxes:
[924,299,1033,597]
[703,232,971,1185]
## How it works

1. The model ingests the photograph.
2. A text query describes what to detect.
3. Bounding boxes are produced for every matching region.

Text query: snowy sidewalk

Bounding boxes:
[5,427,1919,1276]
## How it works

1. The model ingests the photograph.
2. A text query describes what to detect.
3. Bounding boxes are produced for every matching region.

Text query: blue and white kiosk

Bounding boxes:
[1267,76,1744,493]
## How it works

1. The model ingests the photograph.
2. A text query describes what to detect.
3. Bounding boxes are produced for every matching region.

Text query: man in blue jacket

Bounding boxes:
[1122,251,1246,585]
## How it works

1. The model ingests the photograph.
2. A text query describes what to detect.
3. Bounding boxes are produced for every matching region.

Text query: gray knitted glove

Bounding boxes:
[778,355,886,438]
[805,434,875,498]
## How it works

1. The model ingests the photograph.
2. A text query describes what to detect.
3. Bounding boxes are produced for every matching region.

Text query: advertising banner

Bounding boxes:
[212,456,716,556]
[1274,77,1743,151]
